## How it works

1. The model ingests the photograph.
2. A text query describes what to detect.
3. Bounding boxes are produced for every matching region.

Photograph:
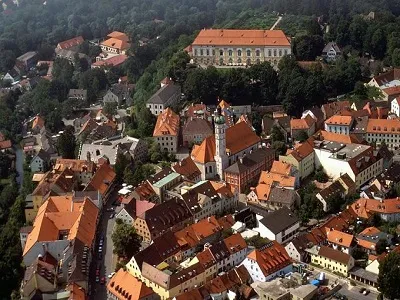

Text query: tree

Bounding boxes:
[378,251,400,299]
[376,239,389,255]
[103,102,118,116]
[294,35,324,61]
[112,219,142,258]
[392,48,400,67]
[115,153,130,182]
[294,130,308,142]
[271,125,285,142]
[245,235,271,249]
[57,126,76,159]
[272,141,287,158]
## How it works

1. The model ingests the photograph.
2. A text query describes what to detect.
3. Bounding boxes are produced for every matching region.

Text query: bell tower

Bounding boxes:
[214,106,228,180]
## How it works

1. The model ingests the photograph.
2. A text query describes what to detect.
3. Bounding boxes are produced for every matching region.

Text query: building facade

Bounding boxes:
[189,29,291,67]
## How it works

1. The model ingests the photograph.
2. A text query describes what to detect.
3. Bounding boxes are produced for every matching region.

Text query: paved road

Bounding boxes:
[90,195,118,300]
[270,16,283,30]
[338,285,378,300]
[15,147,24,187]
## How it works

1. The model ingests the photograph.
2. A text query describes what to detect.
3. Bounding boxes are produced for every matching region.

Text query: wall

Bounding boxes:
[24,240,70,266]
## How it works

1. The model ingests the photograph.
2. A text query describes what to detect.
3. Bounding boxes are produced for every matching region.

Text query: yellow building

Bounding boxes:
[140,262,205,300]
[190,29,291,68]
[279,139,315,180]
[308,245,355,277]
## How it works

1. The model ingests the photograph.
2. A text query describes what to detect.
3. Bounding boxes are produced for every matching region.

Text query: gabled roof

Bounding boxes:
[32,115,45,129]
[323,42,341,54]
[107,31,129,41]
[382,85,400,96]
[224,148,275,175]
[351,197,400,218]
[153,108,180,137]
[321,101,350,119]
[326,229,354,248]
[192,29,291,47]
[291,116,314,130]
[366,118,400,134]
[325,115,353,126]
[101,37,130,50]
[147,83,181,105]
[84,163,116,196]
[258,207,299,234]
[286,139,314,162]
[191,121,260,163]
[315,130,361,144]
[57,36,84,50]
[270,161,292,176]
[107,269,155,300]
[317,245,352,265]
[172,157,201,181]
[23,196,98,256]
[183,117,213,135]
[246,241,291,277]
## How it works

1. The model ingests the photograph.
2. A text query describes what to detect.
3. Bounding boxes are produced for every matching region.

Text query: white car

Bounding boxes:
[108,272,115,278]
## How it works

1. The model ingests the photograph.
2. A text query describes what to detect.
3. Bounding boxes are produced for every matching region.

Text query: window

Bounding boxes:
[228,50,233,56]
[247,49,251,57]
[219,57,224,65]
[206,49,210,56]
[200,49,203,56]
[194,49,198,56]
[284,49,288,55]
[220,50,223,56]
[246,58,251,65]
[256,49,260,57]
[228,58,233,64]
[238,58,242,64]
[279,50,282,56]
[238,49,242,56]
[268,49,272,57]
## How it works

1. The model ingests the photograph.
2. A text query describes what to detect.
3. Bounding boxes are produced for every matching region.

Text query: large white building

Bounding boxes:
[189,29,291,67]
[324,115,354,135]
[314,140,383,188]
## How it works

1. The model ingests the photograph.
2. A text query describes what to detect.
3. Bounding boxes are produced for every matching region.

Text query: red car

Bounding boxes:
[100,277,106,285]
[96,269,100,276]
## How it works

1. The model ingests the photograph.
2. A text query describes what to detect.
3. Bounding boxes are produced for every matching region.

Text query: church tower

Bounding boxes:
[214,106,229,180]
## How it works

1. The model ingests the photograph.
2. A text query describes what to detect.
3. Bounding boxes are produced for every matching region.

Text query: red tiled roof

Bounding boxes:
[57,36,84,50]
[191,121,260,163]
[172,157,201,181]
[153,108,180,137]
[84,163,116,196]
[246,241,291,277]
[192,29,291,47]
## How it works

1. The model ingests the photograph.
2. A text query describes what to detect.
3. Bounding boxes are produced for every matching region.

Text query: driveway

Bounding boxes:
[90,196,118,299]
[338,285,378,300]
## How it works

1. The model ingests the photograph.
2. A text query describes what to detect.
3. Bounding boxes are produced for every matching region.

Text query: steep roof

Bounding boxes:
[286,139,314,162]
[147,83,181,104]
[101,37,130,50]
[107,269,155,300]
[107,31,129,41]
[270,161,292,176]
[192,29,291,47]
[366,118,400,134]
[224,148,275,174]
[351,198,400,218]
[54,158,96,173]
[246,241,291,277]
[317,245,352,265]
[322,101,350,119]
[323,42,341,53]
[382,85,400,96]
[315,130,361,144]
[325,115,353,126]
[84,163,116,196]
[258,170,296,188]
[258,207,299,234]
[326,229,354,248]
[290,117,314,130]
[183,118,213,135]
[153,108,180,137]
[172,157,201,181]
[32,115,45,129]
[57,36,84,50]
[23,196,98,256]
[191,121,260,163]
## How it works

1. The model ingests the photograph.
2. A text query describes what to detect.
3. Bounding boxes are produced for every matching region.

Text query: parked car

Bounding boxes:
[100,277,106,285]
[108,272,115,279]
[95,276,100,283]
[109,213,115,219]
[98,246,102,253]
[359,288,366,293]
[363,290,370,295]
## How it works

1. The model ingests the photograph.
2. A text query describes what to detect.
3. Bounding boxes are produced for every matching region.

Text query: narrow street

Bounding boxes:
[90,193,118,300]
[15,147,24,188]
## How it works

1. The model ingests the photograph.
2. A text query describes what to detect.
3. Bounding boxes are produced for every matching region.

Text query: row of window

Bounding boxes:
[195,48,289,57]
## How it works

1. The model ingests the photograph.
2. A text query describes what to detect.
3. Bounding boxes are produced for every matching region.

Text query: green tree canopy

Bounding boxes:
[57,126,76,159]
[378,251,400,300]
[112,219,142,258]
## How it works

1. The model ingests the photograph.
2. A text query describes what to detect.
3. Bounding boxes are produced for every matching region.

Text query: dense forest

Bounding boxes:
[2,0,400,298]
